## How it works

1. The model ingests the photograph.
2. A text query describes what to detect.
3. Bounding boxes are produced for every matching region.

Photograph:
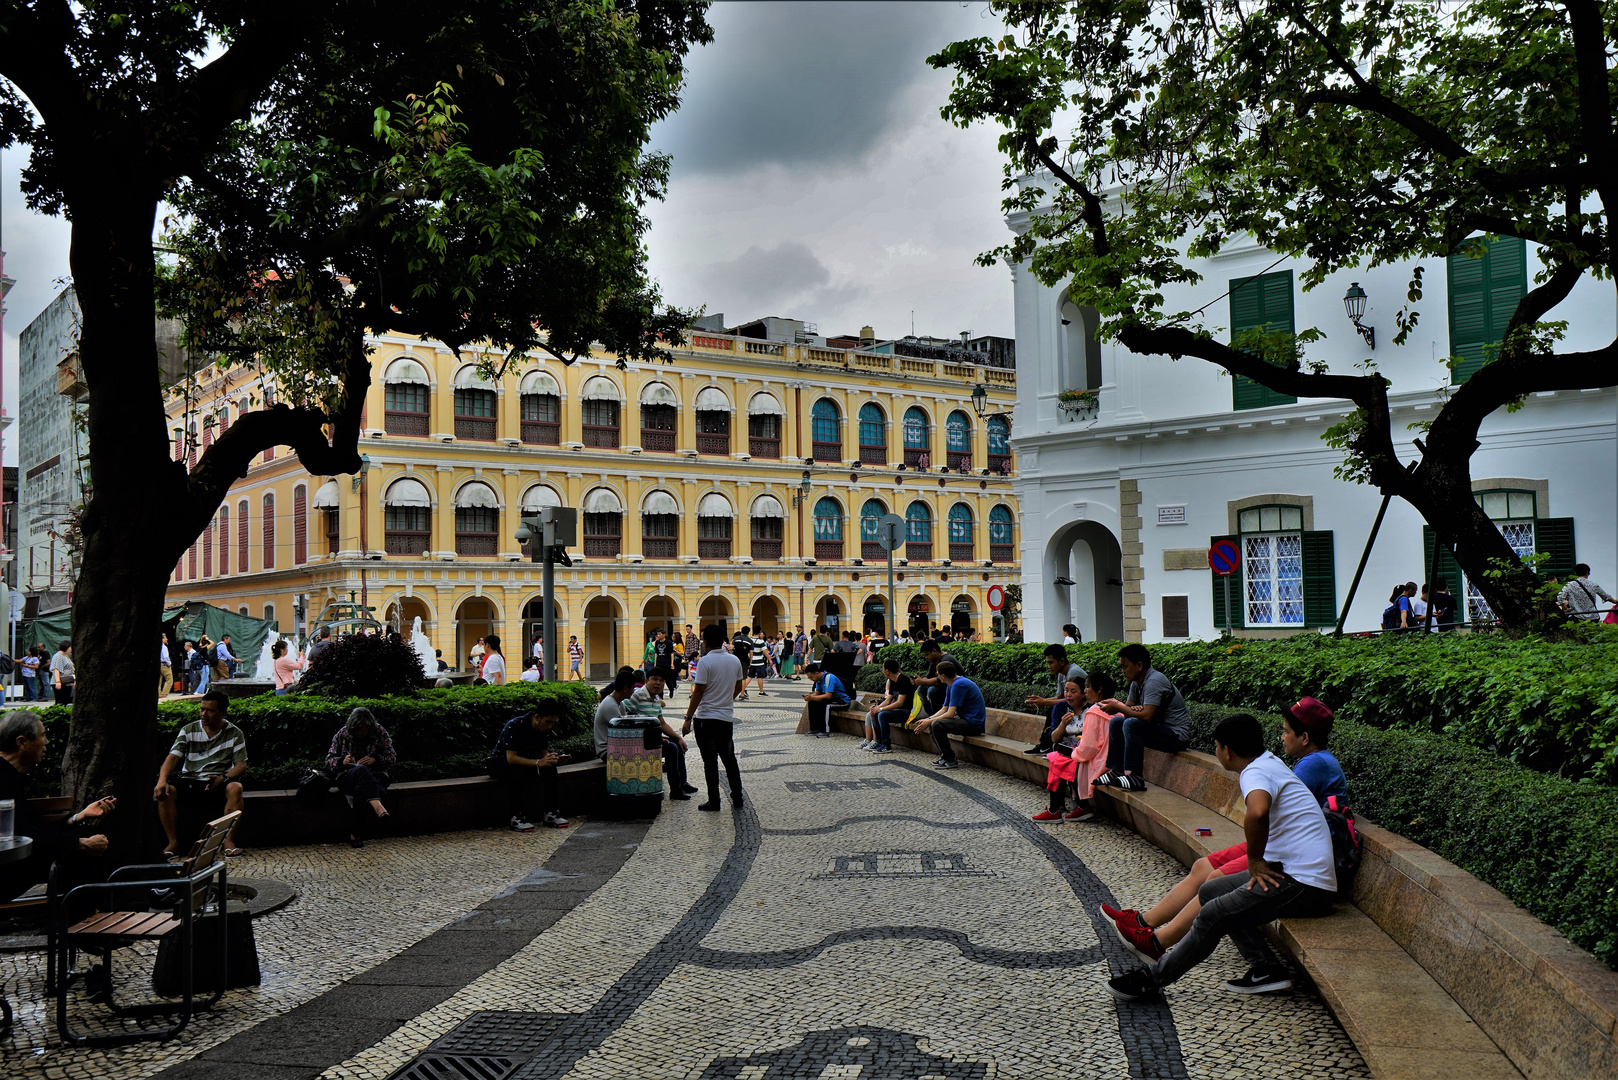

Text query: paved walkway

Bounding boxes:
[3,692,1370,1079]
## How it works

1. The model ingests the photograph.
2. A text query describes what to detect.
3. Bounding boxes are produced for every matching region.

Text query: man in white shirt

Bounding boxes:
[1108,713,1338,1002]
[682,624,746,811]
[159,634,173,698]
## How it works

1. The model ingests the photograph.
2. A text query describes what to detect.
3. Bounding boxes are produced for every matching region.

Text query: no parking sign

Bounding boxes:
[1208,540,1240,576]
[986,584,1005,611]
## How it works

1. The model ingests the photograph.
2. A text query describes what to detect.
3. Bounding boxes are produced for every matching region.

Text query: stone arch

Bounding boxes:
[1044,519,1125,643]
[1058,290,1104,391]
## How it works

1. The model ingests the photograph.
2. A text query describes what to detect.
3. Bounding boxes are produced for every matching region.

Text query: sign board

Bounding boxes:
[876,513,907,552]
[1208,540,1240,576]
[986,584,1005,611]
[1156,505,1187,526]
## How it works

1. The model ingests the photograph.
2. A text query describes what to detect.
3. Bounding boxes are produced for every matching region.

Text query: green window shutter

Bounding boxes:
[1448,236,1526,385]
[1534,517,1577,581]
[1422,525,1465,594]
[1210,534,1245,630]
[1229,270,1298,410]
[1301,530,1336,627]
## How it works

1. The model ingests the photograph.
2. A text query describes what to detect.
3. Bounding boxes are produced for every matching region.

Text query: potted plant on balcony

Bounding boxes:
[1056,388,1099,420]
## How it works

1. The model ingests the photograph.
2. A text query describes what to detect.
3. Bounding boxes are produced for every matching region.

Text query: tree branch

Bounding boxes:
[1034,148,1111,258]
[1564,0,1617,267]
[1116,323,1380,403]
[0,0,86,131]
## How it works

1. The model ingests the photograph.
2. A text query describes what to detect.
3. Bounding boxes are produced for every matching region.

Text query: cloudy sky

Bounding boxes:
[0,1,1015,465]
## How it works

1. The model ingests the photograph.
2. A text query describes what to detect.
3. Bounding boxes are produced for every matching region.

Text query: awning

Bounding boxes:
[751,494,785,518]
[747,392,784,416]
[639,381,679,406]
[697,492,734,518]
[383,477,432,507]
[383,357,430,384]
[311,479,341,508]
[520,370,560,396]
[580,376,622,401]
[695,387,730,410]
[522,485,562,512]
[642,490,679,515]
[582,487,622,513]
[453,365,496,390]
[454,481,500,509]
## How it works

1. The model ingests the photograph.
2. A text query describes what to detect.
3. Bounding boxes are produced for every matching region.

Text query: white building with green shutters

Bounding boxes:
[1007,220,1616,643]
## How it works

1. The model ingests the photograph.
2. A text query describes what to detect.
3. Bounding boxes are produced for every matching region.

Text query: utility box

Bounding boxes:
[540,506,577,548]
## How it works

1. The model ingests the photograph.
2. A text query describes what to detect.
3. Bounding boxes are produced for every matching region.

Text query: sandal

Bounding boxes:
[223,847,244,858]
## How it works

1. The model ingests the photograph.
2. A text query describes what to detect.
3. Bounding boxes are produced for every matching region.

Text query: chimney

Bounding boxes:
[859,325,875,344]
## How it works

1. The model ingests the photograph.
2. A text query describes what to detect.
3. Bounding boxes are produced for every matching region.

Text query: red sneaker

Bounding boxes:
[1031,809,1064,822]
[1101,903,1147,928]
[1112,919,1165,962]
[1065,803,1095,821]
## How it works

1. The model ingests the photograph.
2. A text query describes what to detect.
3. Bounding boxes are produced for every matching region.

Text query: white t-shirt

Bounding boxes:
[519,667,540,682]
[532,640,544,660]
[692,649,745,723]
[1239,751,1337,893]
[481,652,507,683]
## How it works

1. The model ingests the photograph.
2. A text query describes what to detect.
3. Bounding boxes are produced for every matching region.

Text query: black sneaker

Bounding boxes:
[1106,968,1162,1002]
[1116,774,1148,792]
[682,784,700,794]
[697,801,721,812]
[1224,968,1293,994]
[1023,745,1052,756]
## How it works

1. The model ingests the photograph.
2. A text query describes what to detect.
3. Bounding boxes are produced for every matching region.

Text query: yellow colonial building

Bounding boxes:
[162,321,1019,676]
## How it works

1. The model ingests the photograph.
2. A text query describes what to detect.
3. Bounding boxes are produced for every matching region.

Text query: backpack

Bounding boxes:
[1380,603,1401,630]
[1322,795,1363,896]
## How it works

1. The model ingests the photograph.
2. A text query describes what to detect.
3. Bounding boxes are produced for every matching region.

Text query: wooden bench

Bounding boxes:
[53,811,239,1047]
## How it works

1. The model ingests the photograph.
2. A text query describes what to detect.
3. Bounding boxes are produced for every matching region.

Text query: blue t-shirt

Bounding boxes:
[1291,750,1347,807]
[818,672,850,706]
[944,676,987,733]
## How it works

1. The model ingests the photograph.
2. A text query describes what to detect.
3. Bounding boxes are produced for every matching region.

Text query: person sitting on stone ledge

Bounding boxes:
[1091,643,1193,793]
[325,707,396,848]
[1106,712,1338,1002]
[800,661,849,738]
[628,666,697,801]
[1102,697,1347,969]
[859,658,915,753]
[487,707,570,832]
[154,690,248,858]
[1022,644,1088,756]
[913,660,985,770]
[1032,671,1114,823]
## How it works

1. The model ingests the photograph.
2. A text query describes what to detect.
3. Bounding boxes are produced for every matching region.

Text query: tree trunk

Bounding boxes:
[60,192,189,861]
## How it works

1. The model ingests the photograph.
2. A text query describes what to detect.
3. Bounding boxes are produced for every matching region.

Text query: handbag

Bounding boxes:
[296,768,332,807]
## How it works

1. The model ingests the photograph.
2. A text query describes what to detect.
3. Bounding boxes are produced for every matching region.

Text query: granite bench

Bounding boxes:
[811,695,1618,1080]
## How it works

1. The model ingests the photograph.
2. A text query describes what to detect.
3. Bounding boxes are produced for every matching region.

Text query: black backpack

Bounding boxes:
[1323,795,1363,896]
[1380,603,1401,630]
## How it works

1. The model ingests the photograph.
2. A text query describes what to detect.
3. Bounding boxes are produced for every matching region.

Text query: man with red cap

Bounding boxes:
[1102,697,1346,991]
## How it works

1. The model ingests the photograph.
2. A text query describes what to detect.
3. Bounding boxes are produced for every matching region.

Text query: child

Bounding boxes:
[1032,671,1114,822]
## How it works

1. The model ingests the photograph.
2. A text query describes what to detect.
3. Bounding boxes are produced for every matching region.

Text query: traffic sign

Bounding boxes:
[986,585,1005,611]
[1209,540,1240,576]
[876,513,907,552]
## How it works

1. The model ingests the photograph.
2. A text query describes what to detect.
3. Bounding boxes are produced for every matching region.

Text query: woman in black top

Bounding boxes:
[862,658,916,753]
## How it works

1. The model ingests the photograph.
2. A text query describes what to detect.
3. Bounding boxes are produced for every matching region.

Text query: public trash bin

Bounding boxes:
[604,715,664,818]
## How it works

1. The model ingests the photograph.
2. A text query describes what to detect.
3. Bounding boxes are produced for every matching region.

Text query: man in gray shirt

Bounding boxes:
[1024,643,1089,754]
[593,669,638,760]
[1093,643,1192,793]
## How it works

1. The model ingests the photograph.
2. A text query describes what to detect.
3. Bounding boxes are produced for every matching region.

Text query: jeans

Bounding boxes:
[662,736,689,792]
[490,763,558,822]
[928,715,981,762]
[693,717,742,802]
[1106,715,1187,774]
[1146,868,1335,987]
[873,708,908,749]
[197,665,211,694]
[21,674,35,701]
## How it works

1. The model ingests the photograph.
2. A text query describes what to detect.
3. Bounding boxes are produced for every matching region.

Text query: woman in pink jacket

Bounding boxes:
[1032,671,1114,822]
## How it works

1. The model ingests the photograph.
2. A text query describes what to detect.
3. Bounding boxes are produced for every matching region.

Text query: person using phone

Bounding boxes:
[486,708,570,831]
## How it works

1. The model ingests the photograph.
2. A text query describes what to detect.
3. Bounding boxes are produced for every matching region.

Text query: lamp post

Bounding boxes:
[352,454,372,608]
[970,382,989,419]
[518,508,575,680]
[1343,283,1376,349]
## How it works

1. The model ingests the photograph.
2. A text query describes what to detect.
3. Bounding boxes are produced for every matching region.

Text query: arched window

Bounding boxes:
[811,398,842,461]
[293,484,308,565]
[641,489,679,559]
[520,370,561,445]
[695,387,731,456]
[383,358,431,436]
[237,499,249,573]
[188,535,197,579]
[454,481,500,557]
[202,514,213,577]
[262,492,276,570]
[946,410,972,470]
[902,406,930,467]
[218,505,229,576]
[749,494,784,560]
[638,381,678,452]
[453,367,497,441]
[697,492,734,559]
[813,496,844,560]
[582,487,623,558]
[313,478,341,556]
[948,503,974,562]
[989,504,1015,562]
[580,377,621,448]
[747,392,783,458]
[905,501,933,560]
[383,477,433,555]
[987,415,1011,474]
[860,498,888,560]
[858,403,887,464]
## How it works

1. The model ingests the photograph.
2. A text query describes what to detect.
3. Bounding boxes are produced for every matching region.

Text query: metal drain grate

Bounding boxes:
[388,1054,519,1080]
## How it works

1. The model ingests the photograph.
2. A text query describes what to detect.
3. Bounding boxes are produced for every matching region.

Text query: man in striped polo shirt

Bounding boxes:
[154,691,248,857]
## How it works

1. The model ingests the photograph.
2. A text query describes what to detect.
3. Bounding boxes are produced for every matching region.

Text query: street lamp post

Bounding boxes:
[517,507,576,680]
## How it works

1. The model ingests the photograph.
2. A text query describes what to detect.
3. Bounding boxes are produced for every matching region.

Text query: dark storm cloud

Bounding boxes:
[685,241,865,324]
[654,1,994,177]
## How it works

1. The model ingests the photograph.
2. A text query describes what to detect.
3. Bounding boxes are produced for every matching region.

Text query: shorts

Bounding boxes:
[570,660,580,671]
[749,665,764,678]
[1207,842,1248,871]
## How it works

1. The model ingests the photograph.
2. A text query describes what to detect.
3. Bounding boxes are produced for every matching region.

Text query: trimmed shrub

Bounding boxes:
[26,681,600,792]
[299,633,425,698]
[867,631,1618,782]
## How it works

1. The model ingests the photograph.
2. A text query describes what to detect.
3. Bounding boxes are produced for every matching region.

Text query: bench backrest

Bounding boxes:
[179,811,239,914]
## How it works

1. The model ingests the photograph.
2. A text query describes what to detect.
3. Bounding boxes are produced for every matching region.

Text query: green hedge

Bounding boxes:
[863,631,1618,782]
[27,682,601,792]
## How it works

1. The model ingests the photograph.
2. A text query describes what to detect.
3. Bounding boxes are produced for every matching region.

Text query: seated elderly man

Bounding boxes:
[0,711,115,901]
[154,691,248,858]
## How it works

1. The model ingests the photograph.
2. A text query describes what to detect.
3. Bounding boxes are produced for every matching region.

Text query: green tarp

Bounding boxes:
[18,601,279,678]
